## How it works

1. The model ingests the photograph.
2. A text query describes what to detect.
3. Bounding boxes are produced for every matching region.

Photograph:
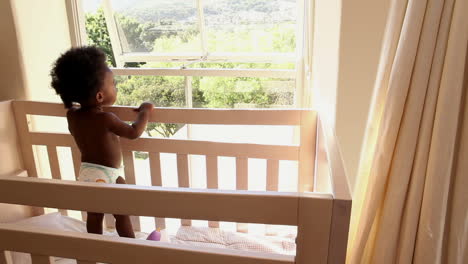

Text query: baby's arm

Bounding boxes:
[105,102,154,139]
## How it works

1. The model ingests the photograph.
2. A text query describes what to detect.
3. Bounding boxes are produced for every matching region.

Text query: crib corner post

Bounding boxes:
[295,194,333,264]
[11,101,37,178]
[0,251,12,264]
[298,110,318,192]
[11,101,45,216]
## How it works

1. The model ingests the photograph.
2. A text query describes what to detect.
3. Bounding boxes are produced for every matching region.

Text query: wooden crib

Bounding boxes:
[0,100,351,264]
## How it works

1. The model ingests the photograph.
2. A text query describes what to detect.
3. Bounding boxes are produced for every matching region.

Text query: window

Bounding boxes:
[77,0,302,111]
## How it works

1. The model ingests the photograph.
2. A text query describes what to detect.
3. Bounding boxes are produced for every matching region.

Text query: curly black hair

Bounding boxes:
[50,46,109,108]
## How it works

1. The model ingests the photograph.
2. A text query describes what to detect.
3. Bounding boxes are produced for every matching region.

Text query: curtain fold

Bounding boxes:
[347,0,468,263]
[445,60,468,262]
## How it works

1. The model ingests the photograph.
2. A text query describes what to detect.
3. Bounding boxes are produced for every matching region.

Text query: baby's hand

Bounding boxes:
[136,102,154,112]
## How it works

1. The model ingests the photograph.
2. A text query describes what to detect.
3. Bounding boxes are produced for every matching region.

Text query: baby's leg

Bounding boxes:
[86,212,104,234]
[114,176,135,238]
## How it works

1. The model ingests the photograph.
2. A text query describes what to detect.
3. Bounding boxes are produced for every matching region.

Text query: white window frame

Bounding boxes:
[66,0,308,108]
[66,0,87,47]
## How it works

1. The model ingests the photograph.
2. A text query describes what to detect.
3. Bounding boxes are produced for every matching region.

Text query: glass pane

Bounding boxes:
[83,0,116,66]
[204,0,297,53]
[192,76,295,108]
[111,0,201,53]
[115,75,186,107]
[115,75,187,138]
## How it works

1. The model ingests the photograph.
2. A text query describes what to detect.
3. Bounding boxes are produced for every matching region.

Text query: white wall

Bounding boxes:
[312,0,391,195]
[10,0,71,102]
[0,0,27,101]
[310,0,342,122]
[0,0,71,101]
[10,0,72,178]
[336,0,390,194]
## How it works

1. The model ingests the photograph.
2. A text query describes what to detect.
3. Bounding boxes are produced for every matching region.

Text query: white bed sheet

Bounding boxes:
[7,213,296,264]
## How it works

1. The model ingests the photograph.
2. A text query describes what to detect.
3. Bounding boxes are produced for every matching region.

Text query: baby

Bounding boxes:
[50,46,153,238]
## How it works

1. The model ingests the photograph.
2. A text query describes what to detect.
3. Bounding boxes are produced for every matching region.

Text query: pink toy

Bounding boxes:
[146,230,161,241]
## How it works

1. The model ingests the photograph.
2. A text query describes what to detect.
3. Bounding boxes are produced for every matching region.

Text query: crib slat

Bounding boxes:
[177,154,190,187]
[206,156,219,228]
[149,152,166,230]
[122,151,136,184]
[298,111,317,192]
[31,255,53,264]
[71,148,81,180]
[155,216,166,232]
[104,214,115,231]
[149,153,163,186]
[177,154,191,226]
[266,159,280,235]
[71,148,87,222]
[47,146,61,180]
[236,157,248,190]
[122,150,141,231]
[266,160,279,191]
[206,156,218,189]
[236,157,248,233]
[0,251,12,264]
[46,146,67,216]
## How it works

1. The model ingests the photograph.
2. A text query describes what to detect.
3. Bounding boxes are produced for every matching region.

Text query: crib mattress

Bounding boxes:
[7,213,296,263]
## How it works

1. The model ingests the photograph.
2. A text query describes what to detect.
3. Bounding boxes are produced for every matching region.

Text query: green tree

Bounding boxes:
[116,14,161,52]
[85,8,116,67]
[115,75,206,137]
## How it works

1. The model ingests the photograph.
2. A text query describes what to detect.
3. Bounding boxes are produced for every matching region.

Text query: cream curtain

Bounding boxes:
[347,0,468,263]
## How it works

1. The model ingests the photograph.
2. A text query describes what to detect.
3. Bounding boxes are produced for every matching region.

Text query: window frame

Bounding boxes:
[66,0,307,108]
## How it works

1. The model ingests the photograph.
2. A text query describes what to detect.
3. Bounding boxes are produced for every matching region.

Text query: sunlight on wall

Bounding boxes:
[9,0,72,186]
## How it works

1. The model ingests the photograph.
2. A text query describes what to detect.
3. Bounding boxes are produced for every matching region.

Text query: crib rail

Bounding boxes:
[29,132,299,160]
[11,100,317,231]
[0,224,295,264]
[15,100,306,125]
[0,175,334,263]
[0,176,333,225]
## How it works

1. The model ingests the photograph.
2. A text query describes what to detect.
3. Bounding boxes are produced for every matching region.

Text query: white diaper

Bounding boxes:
[78,162,122,184]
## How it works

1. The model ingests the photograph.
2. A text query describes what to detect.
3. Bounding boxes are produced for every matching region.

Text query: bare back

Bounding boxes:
[67,107,122,168]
